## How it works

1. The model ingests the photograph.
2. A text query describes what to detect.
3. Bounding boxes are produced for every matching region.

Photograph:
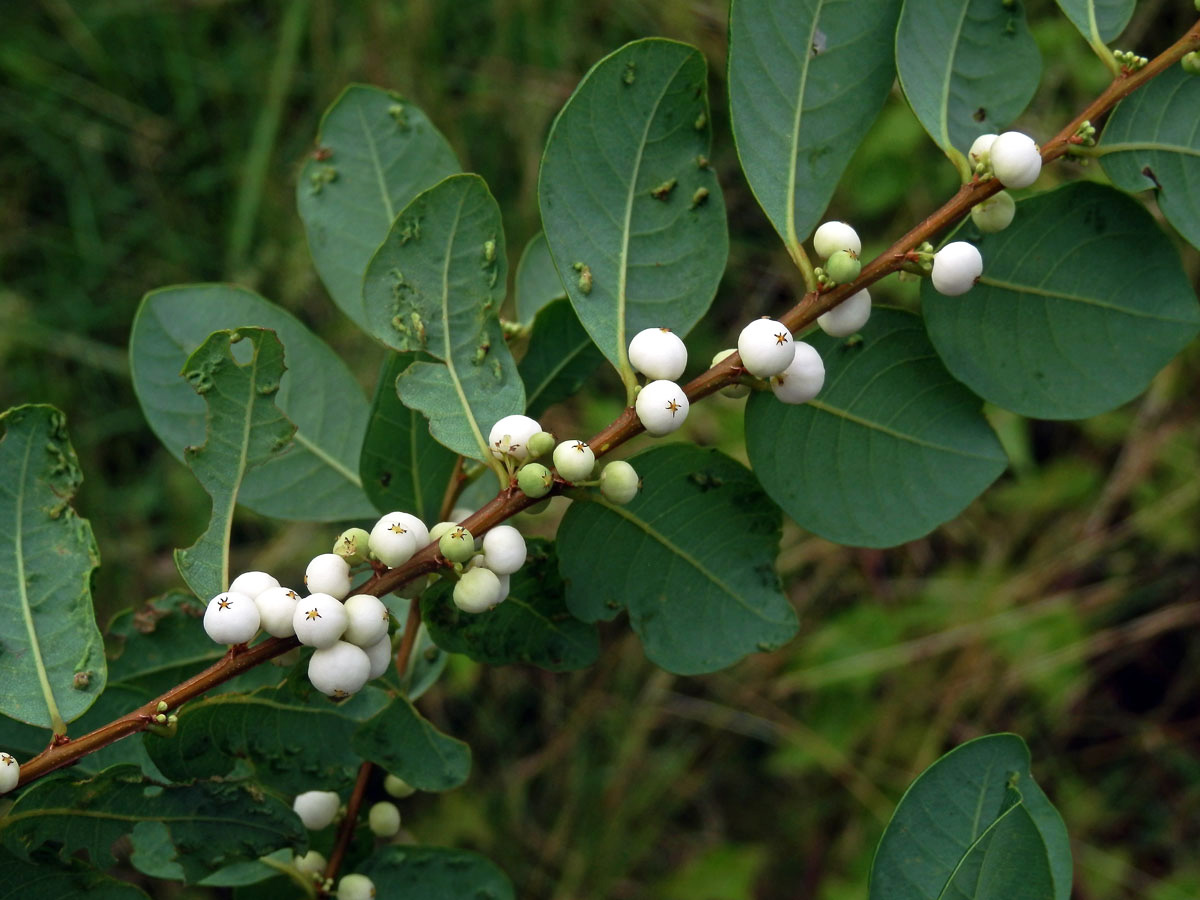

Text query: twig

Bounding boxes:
[321,759,373,891]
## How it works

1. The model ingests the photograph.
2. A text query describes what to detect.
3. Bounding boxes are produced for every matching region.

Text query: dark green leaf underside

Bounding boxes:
[518,299,606,418]
[359,845,515,900]
[514,231,567,323]
[352,697,471,791]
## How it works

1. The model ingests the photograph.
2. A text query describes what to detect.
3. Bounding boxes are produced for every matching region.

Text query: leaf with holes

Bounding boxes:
[519,299,606,418]
[0,405,104,732]
[130,285,375,521]
[173,328,296,601]
[359,352,459,521]
[421,538,599,671]
[745,308,1007,548]
[352,697,471,792]
[923,182,1200,419]
[539,39,728,374]
[362,174,524,461]
[1100,66,1200,251]
[1054,0,1134,48]
[896,0,1041,158]
[728,0,902,252]
[515,231,567,323]
[297,84,460,331]
[556,444,795,674]
[869,733,1071,900]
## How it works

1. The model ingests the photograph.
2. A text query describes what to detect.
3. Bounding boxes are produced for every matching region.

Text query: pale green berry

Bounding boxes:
[481,525,526,575]
[384,774,416,798]
[342,594,390,647]
[1182,51,1200,75]
[292,593,348,649]
[204,591,260,645]
[368,514,418,568]
[304,554,352,600]
[635,380,689,436]
[254,586,301,638]
[627,327,688,380]
[517,462,553,498]
[711,349,750,399]
[526,430,556,459]
[228,570,279,600]
[337,873,377,900]
[990,131,1041,188]
[817,289,871,337]
[0,752,19,795]
[293,849,327,876]
[737,318,796,378]
[428,521,457,543]
[600,461,640,504]
[812,221,861,258]
[552,439,595,482]
[439,526,475,563]
[333,527,371,564]
[770,342,825,404]
[368,801,402,837]
[293,790,340,830]
[454,567,502,613]
[825,249,861,284]
[308,640,371,697]
[970,190,1016,233]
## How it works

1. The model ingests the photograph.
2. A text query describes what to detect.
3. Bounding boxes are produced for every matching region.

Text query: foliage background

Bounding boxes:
[1,0,1198,897]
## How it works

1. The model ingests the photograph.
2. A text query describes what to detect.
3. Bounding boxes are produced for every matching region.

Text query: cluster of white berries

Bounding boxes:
[964,129,1041,238]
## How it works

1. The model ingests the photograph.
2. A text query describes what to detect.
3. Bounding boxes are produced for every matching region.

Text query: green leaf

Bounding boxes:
[923,182,1200,419]
[518,298,606,418]
[129,284,375,521]
[514,231,567,323]
[869,733,1071,900]
[421,538,599,671]
[556,444,795,674]
[362,174,525,461]
[173,328,296,601]
[146,684,387,795]
[0,847,150,900]
[895,0,1041,157]
[0,405,104,732]
[539,39,728,373]
[359,845,514,900]
[1054,0,1134,46]
[0,764,306,884]
[297,84,461,331]
[745,308,1007,548]
[728,0,902,250]
[1099,66,1200,251]
[351,697,470,792]
[398,622,449,701]
[359,352,459,521]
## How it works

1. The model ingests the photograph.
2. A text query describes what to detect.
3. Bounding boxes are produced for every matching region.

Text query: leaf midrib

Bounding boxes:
[524,336,595,413]
[977,275,1200,323]
[785,0,828,248]
[806,398,1003,462]
[937,1,973,149]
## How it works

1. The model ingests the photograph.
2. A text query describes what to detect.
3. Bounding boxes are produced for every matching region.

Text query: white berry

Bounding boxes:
[737,318,796,378]
[293,850,327,875]
[228,571,279,600]
[481,525,527,575]
[970,190,1016,233]
[308,640,372,697]
[254,586,301,638]
[337,874,377,900]
[368,514,419,567]
[304,553,351,600]
[931,241,984,296]
[711,349,750,399]
[635,380,690,436]
[292,593,348,649]
[552,439,595,483]
[812,221,861,259]
[203,591,260,645]
[363,635,393,680]
[770,342,825,404]
[817,288,872,337]
[600,461,640,504]
[488,414,542,462]
[293,790,340,830]
[627,327,687,380]
[989,131,1041,188]
[454,567,502,613]
[368,801,402,837]
[391,512,430,549]
[0,752,19,795]
[968,133,997,168]
[384,774,415,798]
[342,594,390,647]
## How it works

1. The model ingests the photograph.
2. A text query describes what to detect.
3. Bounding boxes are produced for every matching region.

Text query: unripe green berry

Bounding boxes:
[517,462,553,498]
[384,774,416,798]
[526,430,556,459]
[600,460,640,504]
[368,801,402,837]
[454,566,502,613]
[1183,51,1200,75]
[428,521,457,543]
[970,190,1016,233]
[825,249,861,284]
[333,527,371,564]
[337,873,377,900]
[438,526,475,563]
[294,850,327,876]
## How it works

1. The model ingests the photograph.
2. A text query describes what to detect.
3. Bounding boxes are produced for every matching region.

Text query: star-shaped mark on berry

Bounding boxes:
[286,590,298,600]
[666,399,681,416]
[217,597,233,611]
[1,753,15,766]
[305,608,321,621]
[774,332,789,346]
[451,527,468,541]
[388,523,406,534]
[573,441,588,453]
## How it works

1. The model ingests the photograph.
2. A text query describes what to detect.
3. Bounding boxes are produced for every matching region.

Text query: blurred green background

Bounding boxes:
[2,0,1199,897]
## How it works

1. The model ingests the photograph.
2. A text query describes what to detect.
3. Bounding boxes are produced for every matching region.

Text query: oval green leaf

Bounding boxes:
[514,231,567,323]
[556,444,796,675]
[518,298,606,418]
[746,308,1007,548]
[0,405,105,732]
[1054,0,1134,46]
[297,84,460,331]
[363,174,525,461]
[1100,66,1200,251]
[0,846,150,899]
[360,846,515,900]
[923,182,1200,419]
[896,0,1041,157]
[352,697,470,792]
[359,352,459,521]
[869,733,1071,900]
[129,284,375,521]
[539,38,728,372]
[729,0,902,250]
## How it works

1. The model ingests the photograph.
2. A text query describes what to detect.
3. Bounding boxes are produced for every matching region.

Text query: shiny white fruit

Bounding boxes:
[635,380,689,436]
[990,131,1041,188]
[817,289,871,337]
[363,635,393,680]
[228,571,279,600]
[481,525,526,575]
[737,318,796,378]
[368,514,419,567]
[812,221,861,259]
[391,512,430,549]
[552,439,595,483]
[203,591,260,645]
[454,567,502,613]
[307,640,372,697]
[488,414,542,462]
[292,593,348,649]
[254,586,301,638]
[342,594,390,647]
[627,327,688,380]
[0,751,19,794]
[293,790,340,830]
[968,133,997,168]
[770,342,825,404]
[931,242,984,296]
[368,801,402,837]
[304,553,351,600]
[337,874,377,900]
[600,461,640,504]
